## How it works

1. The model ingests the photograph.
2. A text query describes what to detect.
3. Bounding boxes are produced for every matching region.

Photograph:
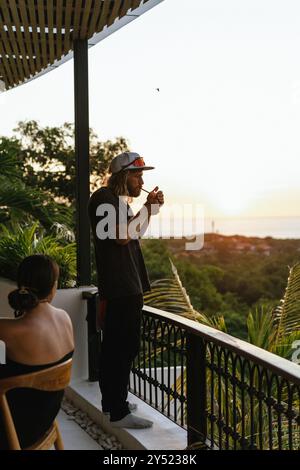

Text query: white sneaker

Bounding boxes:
[128,402,138,413]
[111,414,153,429]
[103,402,137,417]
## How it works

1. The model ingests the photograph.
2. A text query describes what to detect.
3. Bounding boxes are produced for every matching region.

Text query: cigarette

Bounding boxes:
[141,188,150,194]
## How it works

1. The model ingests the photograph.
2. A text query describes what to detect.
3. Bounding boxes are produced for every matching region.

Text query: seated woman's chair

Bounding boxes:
[0,358,72,450]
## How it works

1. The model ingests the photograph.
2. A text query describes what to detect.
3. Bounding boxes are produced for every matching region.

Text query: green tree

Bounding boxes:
[13,120,130,205]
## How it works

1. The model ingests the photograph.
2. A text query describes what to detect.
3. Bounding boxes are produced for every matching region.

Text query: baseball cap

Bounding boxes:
[109,152,155,174]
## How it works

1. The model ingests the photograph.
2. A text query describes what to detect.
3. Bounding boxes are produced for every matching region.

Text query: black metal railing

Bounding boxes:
[83,292,300,450]
[136,306,300,449]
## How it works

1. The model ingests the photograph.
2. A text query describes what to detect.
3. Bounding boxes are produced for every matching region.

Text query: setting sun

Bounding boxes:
[211,190,251,216]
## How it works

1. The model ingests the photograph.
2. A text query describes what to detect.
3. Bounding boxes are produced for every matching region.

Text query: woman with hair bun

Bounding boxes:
[0,254,74,449]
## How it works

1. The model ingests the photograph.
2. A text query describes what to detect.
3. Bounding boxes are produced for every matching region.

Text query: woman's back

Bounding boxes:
[5,303,74,366]
[0,254,74,449]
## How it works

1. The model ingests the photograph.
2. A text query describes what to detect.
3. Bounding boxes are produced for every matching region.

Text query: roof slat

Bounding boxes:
[18,0,36,75]
[46,0,55,64]
[56,0,63,59]
[0,0,156,90]
[73,0,83,40]
[87,0,103,38]
[131,0,142,12]
[37,0,49,68]
[80,0,93,40]
[95,0,111,33]
[107,0,122,28]
[63,0,74,55]
[119,0,133,19]
[0,41,15,87]
[0,1,26,82]
[27,0,42,71]
[8,0,31,77]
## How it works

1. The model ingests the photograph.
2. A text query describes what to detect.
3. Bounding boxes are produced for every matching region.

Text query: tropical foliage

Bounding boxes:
[142,237,300,340]
[0,223,76,288]
[0,136,71,228]
[143,259,300,450]
[0,120,129,287]
[144,258,300,360]
[12,120,129,205]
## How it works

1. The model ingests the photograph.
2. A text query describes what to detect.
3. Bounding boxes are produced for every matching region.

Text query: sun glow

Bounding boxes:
[203,181,255,217]
[214,192,249,216]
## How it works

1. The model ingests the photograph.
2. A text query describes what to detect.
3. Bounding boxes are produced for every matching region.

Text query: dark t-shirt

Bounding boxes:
[88,187,151,300]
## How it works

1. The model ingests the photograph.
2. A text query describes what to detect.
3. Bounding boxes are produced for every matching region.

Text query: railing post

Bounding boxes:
[186,333,207,447]
[82,291,101,382]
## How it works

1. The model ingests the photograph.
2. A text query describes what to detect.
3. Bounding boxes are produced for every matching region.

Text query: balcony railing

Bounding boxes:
[84,292,300,450]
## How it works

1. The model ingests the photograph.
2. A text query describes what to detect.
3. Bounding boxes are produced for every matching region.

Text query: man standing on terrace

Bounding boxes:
[88,152,164,429]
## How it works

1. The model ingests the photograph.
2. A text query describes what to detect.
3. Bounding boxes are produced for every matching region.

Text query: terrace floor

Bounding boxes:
[65,380,187,450]
[57,409,102,450]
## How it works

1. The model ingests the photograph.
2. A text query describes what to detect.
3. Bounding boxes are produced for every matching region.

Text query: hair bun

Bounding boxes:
[8,288,39,313]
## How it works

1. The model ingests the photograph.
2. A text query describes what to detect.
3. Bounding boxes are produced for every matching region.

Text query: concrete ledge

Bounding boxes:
[66,379,187,451]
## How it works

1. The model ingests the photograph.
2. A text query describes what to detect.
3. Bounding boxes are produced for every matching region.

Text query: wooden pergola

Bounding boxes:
[0,0,164,284]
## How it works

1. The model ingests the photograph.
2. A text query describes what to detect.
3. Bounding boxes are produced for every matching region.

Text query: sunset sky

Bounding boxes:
[1,0,300,219]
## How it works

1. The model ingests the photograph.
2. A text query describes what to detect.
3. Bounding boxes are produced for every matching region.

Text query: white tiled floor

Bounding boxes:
[57,410,101,450]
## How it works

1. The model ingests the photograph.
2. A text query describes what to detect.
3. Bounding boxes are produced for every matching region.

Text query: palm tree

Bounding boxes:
[0,137,71,228]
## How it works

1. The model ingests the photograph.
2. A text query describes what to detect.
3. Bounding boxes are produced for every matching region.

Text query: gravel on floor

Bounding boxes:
[61,397,123,450]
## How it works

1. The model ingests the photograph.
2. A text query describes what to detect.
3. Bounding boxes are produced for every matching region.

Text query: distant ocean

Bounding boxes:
[144,216,300,240]
[204,216,300,239]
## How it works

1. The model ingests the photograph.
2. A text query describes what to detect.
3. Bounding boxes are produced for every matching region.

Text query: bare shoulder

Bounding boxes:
[52,306,73,326]
[50,306,74,350]
[0,318,21,342]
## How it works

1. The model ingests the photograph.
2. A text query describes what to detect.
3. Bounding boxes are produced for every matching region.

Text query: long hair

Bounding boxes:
[8,255,59,315]
[107,170,130,197]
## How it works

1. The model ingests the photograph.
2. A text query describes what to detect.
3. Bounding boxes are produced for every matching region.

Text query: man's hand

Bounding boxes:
[145,187,164,212]
[116,186,165,245]
[156,190,164,206]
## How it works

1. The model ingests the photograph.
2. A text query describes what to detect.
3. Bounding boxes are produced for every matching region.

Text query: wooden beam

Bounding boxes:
[19,0,36,76]
[0,0,162,89]
[107,0,122,28]
[131,0,142,12]
[46,0,55,64]
[95,0,111,33]
[87,0,103,38]
[0,1,26,83]
[0,40,15,87]
[63,0,74,55]
[73,0,83,40]
[119,0,133,19]
[8,0,31,77]
[37,0,49,68]
[27,0,42,71]
[80,0,93,40]
[56,0,63,59]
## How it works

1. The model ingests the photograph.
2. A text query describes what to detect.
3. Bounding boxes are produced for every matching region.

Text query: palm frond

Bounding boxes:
[144,259,216,327]
[273,329,300,360]
[0,181,72,228]
[273,263,300,343]
[247,306,277,352]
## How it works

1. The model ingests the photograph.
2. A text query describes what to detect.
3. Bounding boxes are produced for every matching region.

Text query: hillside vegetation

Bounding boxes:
[141,234,300,339]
